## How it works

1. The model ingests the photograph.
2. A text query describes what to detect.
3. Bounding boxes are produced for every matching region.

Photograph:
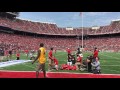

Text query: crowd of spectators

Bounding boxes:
[0,17,120,52]
[0,32,120,52]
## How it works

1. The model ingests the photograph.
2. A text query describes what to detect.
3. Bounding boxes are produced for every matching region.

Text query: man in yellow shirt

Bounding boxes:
[32,43,46,78]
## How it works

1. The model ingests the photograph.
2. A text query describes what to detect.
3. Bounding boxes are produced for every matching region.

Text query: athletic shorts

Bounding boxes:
[48,59,54,64]
[67,62,72,66]
[72,60,76,64]
[36,63,45,72]
[75,62,81,65]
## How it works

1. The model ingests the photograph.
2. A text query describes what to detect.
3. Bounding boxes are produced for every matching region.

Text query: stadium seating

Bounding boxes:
[1,17,120,52]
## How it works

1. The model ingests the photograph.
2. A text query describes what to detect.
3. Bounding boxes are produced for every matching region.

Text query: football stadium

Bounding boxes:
[0,12,120,78]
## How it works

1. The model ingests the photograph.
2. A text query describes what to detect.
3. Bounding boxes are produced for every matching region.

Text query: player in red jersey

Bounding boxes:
[16,50,20,60]
[65,64,71,70]
[66,48,71,55]
[75,54,83,70]
[60,64,68,70]
[48,48,54,71]
[72,65,77,70]
[68,65,77,70]
[24,49,29,59]
[93,47,99,58]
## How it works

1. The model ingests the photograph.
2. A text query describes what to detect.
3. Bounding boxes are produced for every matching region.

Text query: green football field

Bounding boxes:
[1,51,120,74]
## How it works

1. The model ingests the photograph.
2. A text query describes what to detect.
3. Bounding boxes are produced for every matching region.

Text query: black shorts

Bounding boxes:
[72,60,76,64]
[16,57,20,60]
[68,59,72,62]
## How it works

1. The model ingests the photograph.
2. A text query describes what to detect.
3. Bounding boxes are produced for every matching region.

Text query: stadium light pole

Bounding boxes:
[82,13,83,49]
[78,32,80,48]
[80,12,84,49]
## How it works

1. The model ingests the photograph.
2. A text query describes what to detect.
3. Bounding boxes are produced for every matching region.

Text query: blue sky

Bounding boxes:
[19,12,120,28]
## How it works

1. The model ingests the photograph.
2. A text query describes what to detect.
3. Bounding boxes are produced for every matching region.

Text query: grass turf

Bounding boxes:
[1,51,120,74]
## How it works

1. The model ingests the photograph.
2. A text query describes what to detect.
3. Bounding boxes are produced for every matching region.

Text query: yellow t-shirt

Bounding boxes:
[38,47,46,64]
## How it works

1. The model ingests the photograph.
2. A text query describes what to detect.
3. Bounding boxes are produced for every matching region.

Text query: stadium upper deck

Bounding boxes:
[0,17,120,36]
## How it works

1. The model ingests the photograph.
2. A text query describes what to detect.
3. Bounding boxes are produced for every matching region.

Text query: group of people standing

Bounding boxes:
[66,47,101,74]
[32,43,101,78]
[32,43,58,78]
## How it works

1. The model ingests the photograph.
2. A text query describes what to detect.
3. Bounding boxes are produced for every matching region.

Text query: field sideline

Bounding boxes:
[1,51,120,74]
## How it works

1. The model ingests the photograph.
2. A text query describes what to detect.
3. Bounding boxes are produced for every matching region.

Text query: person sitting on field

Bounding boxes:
[48,48,54,71]
[75,53,83,70]
[67,64,77,70]
[60,63,77,70]
[60,64,68,70]
[52,57,59,70]
[79,59,87,71]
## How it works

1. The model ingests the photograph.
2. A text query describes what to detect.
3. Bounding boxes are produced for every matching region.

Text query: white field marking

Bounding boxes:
[0,70,120,76]
[0,70,35,72]
[0,60,32,68]
[0,61,35,70]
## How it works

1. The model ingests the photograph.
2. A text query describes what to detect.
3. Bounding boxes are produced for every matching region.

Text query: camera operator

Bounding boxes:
[86,55,93,72]
[91,57,101,74]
